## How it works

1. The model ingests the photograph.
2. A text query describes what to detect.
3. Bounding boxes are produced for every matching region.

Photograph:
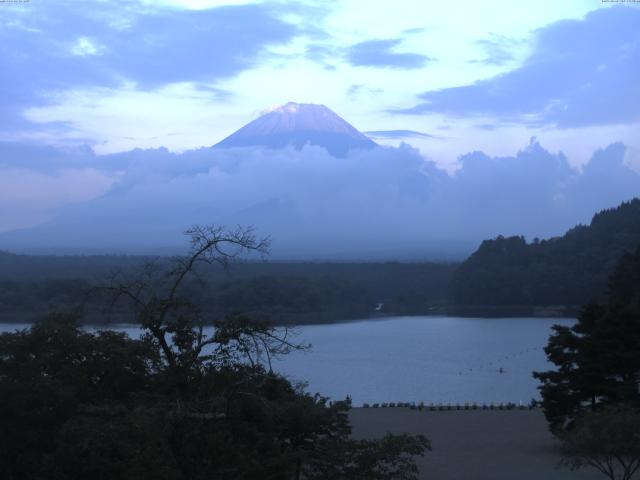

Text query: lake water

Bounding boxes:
[0,316,572,405]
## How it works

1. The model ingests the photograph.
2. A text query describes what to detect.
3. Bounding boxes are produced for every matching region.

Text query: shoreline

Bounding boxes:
[0,308,577,328]
[350,407,601,480]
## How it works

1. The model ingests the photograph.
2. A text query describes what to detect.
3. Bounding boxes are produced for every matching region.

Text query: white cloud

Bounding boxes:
[138,0,260,9]
[70,37,106,57]
[1,140,638,258]
[23,82,231,153]
[624,145,640,173]
[3,0,634,179]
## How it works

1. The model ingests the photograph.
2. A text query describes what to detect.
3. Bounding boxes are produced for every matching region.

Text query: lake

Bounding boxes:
[0,316,572,405]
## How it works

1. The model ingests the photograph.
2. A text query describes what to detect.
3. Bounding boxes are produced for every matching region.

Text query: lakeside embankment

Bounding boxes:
[350,408,601,480]
[0,304,577,327]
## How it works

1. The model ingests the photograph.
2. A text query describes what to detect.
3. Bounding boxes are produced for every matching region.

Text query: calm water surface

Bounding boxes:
[0,316,572,405]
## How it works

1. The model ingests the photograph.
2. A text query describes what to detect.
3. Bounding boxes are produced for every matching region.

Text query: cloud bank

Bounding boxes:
[0,140,638,259]
[395,6,640,128]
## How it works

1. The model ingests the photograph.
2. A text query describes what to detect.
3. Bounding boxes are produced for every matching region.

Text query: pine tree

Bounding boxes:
[534,246,640,432]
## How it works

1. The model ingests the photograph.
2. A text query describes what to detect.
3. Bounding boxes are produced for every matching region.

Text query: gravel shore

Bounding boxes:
[349,408,603,480]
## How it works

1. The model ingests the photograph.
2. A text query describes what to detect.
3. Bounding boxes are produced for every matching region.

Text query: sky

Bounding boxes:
[2,0,638,165]
[0,0,639,257]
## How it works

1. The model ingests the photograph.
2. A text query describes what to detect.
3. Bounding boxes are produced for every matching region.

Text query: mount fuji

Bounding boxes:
[0,103,440,258]
[214,102,378,157]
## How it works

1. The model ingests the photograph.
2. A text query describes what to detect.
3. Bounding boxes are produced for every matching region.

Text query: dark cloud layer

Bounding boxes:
[395,6,640,128]
[346,39,431,69]
[0,139,638,259]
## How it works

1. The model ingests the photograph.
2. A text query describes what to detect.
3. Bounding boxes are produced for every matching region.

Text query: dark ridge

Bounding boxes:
[450,198,640,309]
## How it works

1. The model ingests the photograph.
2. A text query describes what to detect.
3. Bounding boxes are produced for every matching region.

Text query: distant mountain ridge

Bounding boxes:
[450,198,640,310]
[214,102,377,157]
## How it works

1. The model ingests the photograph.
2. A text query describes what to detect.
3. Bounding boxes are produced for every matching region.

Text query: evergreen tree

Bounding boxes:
[534,245,640,432]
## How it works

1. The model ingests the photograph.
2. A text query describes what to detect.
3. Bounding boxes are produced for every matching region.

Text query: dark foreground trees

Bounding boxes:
[534,245,640,430]
[451,198,640,310]
[558,405,640,480]
[0,225,429,480]
[534,245,640,479]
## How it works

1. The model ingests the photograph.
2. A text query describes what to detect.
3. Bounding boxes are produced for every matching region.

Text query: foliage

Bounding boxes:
[533,245,640,432]
[0,252,455,324]
[451,198,640,308]
[0,225,430,479]
[304,434,431,480]
[534,244,640,480]
[0,313,158,480]
[559,405,640,480]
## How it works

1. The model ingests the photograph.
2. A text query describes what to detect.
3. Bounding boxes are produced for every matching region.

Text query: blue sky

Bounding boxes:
[1,0,639,250]
[1,0,638,168]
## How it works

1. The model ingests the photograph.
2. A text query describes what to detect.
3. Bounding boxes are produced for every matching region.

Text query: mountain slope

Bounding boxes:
[214,102,377,157]
[450,198,640,310]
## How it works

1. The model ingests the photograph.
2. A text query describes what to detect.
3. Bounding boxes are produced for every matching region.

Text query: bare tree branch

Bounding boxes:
[101,224,305,375]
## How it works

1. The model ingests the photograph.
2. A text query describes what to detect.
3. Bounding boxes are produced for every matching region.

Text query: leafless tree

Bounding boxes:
[106,225,306,373]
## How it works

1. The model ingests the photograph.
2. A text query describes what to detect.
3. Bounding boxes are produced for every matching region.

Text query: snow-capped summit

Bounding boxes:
[214,102,378,157]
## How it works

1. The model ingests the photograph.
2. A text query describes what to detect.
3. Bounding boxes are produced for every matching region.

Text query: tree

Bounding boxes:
[534,246,640,479]
[106,225,277,374]
[0,225,430,479]
[304,434,431,480]
[559,405,640,480]
[451,198,640,309]
[0,313,157,480]
[533,245,640,431]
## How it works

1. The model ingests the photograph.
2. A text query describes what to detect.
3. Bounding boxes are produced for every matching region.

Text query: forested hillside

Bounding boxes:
[450,198,640,311]
[0,254,456,324]
[4,199,639,322]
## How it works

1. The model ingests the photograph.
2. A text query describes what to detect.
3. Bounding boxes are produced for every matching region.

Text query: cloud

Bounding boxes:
[394,6,640,128]
[143,0,260,9]
[346,39,431,69]
[0,142,97,173]
[346,84,383,98]
[471,34,523,66]
[401,27,427,35]
[0,1,298,133]
[625,145,640,172]
[306,33,433,71]
[70,37,106,57]
[303,43,340,70]
[440,140,577,236]
[0,139,638,258]
[365,130,435,139]
[346,84,364,96]
[0,166,117,232]
[0,142,444,255]
[19,81,239,153]
[567,142,640,215]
